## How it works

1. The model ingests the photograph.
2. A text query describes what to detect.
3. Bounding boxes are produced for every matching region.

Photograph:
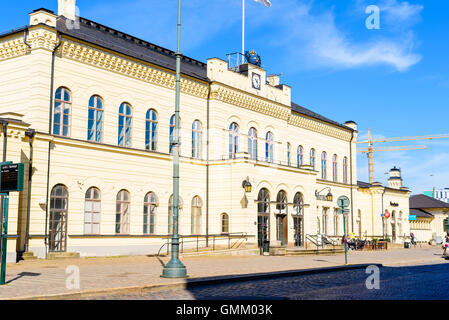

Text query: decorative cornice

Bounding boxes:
[210,85,291,121]
[288,113,353,141]
[0,27,58,61]
[210,83,352,141]
[0,34,29,61]
[58,38,209,99]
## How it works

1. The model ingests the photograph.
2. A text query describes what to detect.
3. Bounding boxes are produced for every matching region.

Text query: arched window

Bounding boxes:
[221,213,229,234]
[391,211,397,241]
[310,148,316,170]
[229,122,239,159]
[116,190,130,234]
[118,103,132,147]
[168,195,183,234]
[84,187,101,235]
[297,146,304,168]
[287,143,291,166]
[343,157,348,184]
[54,87,71,137]
[257,189,270,248]
[357,210,362,237]
[334,208,339,236]
[49,184,68,252]
[293,192,304,247]
[322,207,328,235]
[145,109,158,151]
[321,152,327,180]
[192,120,202,159]
[293,193,304,215]
[87,95,104,142]
[398,211,403,237]
[191,196,202,235]
[248,127,257,160]
[275,190,288,245]
[265,132,274,163]
[276,191,288,215]
[332,154,338,182]
[144,192,158,234]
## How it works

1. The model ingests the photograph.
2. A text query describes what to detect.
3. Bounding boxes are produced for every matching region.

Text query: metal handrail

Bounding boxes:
[305,234,320,250]
[321,234,337,249]
[157,233,254,256]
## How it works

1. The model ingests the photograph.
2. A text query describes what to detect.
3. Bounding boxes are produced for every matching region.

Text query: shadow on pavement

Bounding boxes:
[7,272,41,284]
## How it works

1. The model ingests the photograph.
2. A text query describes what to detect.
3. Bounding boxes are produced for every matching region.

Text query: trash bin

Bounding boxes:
[404,242,410,249]
[263,240,270,254]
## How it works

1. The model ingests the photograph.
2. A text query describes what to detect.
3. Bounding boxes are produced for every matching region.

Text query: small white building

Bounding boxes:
[409,194,449,243]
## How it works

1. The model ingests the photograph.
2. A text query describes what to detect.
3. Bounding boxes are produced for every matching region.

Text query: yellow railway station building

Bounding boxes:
[0,2,411,262]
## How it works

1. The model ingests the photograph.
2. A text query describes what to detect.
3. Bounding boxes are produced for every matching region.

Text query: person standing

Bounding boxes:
[443,233,449,256]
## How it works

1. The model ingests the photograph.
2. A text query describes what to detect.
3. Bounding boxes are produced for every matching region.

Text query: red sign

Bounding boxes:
[384,210,391,219]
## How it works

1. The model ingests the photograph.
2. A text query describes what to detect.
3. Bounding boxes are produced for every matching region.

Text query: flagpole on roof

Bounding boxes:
[242,0,245,65]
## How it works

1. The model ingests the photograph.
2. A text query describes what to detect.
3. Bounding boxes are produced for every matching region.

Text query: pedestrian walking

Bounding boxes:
[443,233,449,256]
[410,232,416,246]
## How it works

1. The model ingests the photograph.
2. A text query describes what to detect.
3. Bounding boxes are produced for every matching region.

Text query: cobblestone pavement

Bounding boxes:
[87,262,449,300]
[0,247,447,299]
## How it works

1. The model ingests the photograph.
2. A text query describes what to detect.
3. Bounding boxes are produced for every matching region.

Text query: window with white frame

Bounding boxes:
[145,109,158,151]
[54,87,72,137]
[87,95,104,143]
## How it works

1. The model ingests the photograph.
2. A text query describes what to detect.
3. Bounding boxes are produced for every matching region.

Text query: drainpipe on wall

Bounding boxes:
[0,121,8,258]
[349,130,354,232]
[381,187,386,239]
[44,33,62,256]
[24,129,36,253]
[206,83,211,247]
[23,27,32,50]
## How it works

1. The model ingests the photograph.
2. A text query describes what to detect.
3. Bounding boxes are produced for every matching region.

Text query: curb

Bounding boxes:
[8,263,382,300]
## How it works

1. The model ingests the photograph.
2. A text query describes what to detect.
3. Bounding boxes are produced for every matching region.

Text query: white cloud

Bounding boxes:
[269,1,422,72]
[82,0,423,72]
[381,0,424,22]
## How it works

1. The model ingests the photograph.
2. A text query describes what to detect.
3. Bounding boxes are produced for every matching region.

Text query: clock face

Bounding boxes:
[252,73,261,90]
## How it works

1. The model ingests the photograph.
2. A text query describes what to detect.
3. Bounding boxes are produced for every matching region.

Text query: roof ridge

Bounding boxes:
[75,16,207,68]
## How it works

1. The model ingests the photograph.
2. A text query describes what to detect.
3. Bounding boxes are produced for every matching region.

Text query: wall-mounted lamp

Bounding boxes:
[315,187,333,202]
[242,177,252,193]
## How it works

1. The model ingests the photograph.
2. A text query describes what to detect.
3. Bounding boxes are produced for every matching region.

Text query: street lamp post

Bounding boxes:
[162,0,187,278]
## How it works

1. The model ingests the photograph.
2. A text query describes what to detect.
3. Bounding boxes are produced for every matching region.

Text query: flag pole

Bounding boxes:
[242,0,245,64]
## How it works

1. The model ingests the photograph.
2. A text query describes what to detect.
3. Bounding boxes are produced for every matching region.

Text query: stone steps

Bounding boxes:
[285,248,345,256]
[46,252,80,260]
[180,248,260,257]
[20,251,38,261]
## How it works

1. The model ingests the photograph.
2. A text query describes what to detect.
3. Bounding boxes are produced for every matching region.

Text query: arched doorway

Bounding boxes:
[391,211,397,242]
[293,192,304,247]
[275,190,288,246]
[257,189,270,248]
[357,210,362,238]
[49,184,68,252]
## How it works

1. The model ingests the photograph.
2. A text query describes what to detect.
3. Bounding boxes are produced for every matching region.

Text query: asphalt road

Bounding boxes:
[86,261,449,300]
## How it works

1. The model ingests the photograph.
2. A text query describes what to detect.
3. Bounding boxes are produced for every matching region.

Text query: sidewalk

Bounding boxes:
[0,247,446,300]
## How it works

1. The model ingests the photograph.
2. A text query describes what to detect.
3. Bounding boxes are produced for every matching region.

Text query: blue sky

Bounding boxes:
[2,0,449,194]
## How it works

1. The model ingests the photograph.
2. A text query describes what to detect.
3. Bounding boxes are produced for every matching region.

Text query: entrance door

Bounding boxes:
[49,185,68,252]
[293,216,303,247]
[258,214,269,248]
[257,188,270,248]
[276,215,288,246]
